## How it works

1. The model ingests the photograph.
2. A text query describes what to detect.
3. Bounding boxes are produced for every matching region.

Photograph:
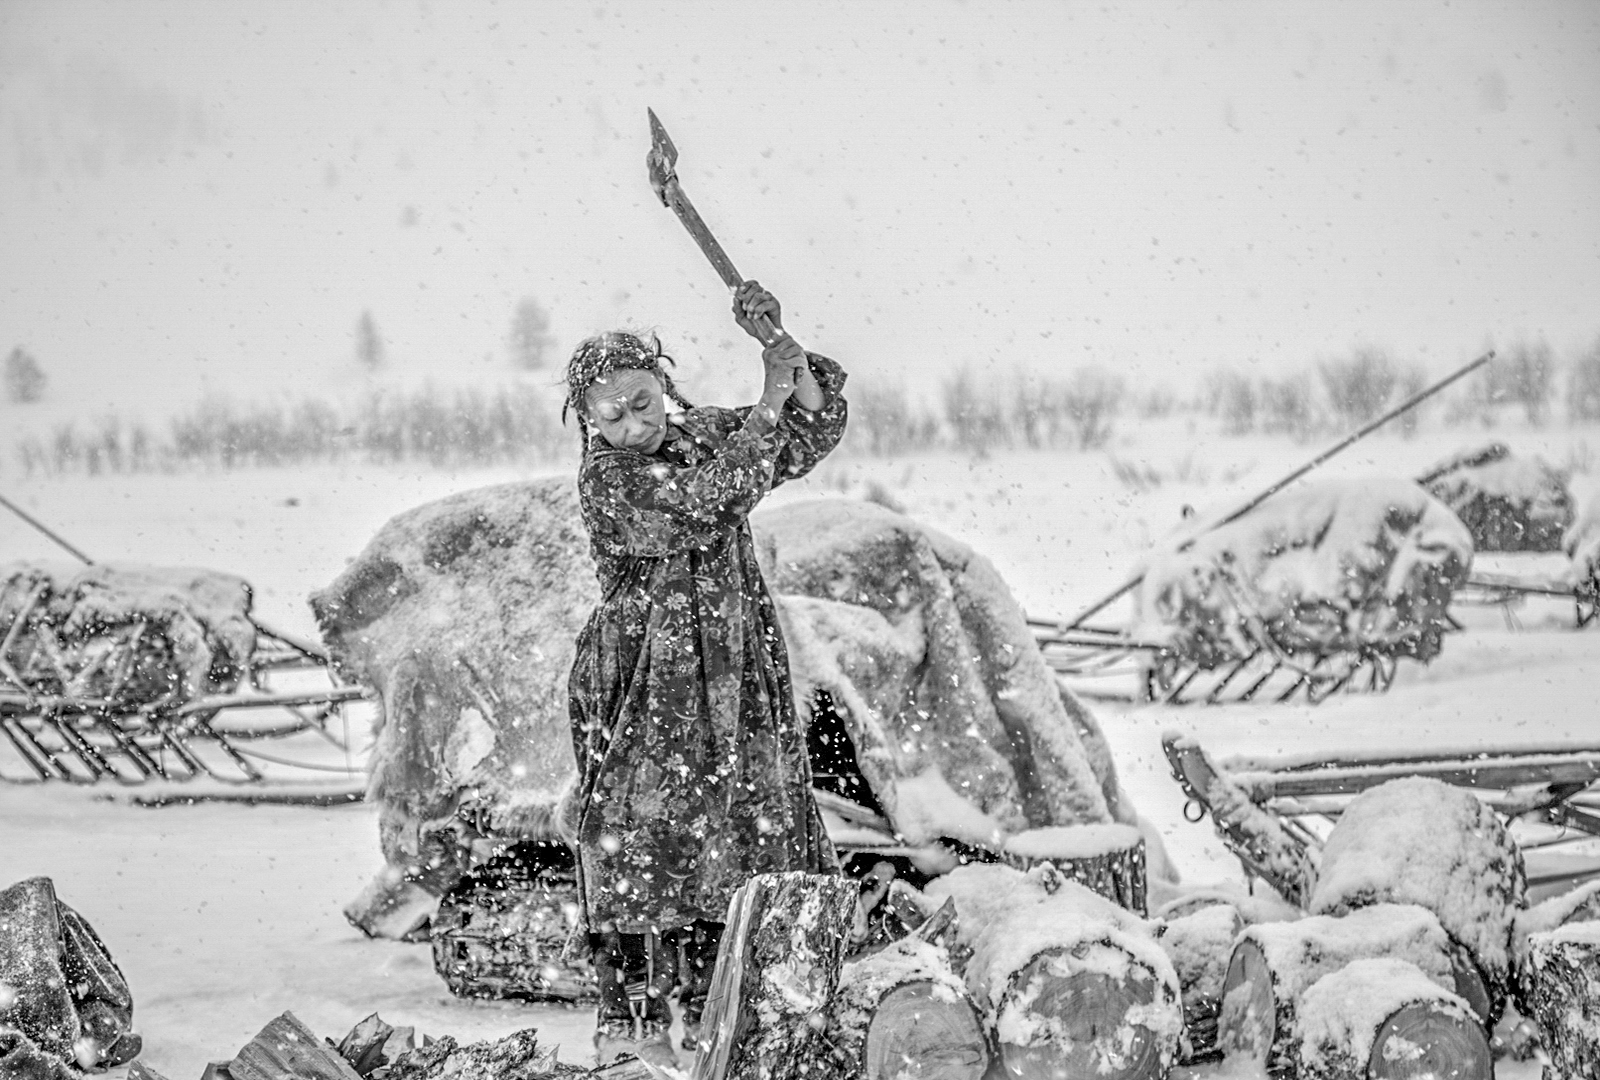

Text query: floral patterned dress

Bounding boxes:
[568,353,848,936]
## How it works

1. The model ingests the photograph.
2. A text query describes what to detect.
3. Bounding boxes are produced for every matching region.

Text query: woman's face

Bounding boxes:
[584,368,667,454]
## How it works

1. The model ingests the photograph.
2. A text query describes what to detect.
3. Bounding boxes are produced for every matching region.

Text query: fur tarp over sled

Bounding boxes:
[0,563,256,709]
[1134,477,1473,669]
[1422,442,1574,553]
[311,482,1136,881]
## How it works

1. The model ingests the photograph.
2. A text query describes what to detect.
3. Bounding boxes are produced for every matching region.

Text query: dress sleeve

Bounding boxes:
[580,412,782,557]
[764,352,849,486]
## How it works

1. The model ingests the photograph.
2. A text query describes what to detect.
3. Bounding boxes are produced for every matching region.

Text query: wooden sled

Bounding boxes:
[1163,733,1600,904]
[1030,618,1414,707]
[1455,560,1599,630]
[0,619,366,787]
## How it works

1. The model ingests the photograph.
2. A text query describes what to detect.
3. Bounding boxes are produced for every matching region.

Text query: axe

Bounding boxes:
[646,108,789,348]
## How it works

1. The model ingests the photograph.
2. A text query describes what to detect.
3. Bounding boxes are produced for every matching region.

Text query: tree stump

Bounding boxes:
[1215,904,1467,1075]
[1308,777,1526,1027]
[829,936,988,1080]
[1001,823,1147,915]
[693,872,859,1080]
[1522,923,1600,1080]
[929,863,1182,1080]
[228,1012,362,1080]
[1155,902,1243,1062]
[1293,959,1490,1080]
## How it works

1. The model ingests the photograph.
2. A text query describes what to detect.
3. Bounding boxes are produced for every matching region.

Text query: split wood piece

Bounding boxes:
[1521,923,1600,1080]
[1511,877,1600,1015]
[1215,905,1482,1075]
[1161,733,1317,908]
[333,1013,415,1077]
[1293,959,1490,1080]
[1155,903,1243,1062]
[227,1012,362,1080]
[829,935,988,1080]
[1308,777,1525,1028]
[127,1064,174,1080]
[1001,822,1148,914]
[693,872,859,1080]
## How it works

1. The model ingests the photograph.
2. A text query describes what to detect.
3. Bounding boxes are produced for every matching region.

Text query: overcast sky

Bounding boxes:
[2,0,1597,412]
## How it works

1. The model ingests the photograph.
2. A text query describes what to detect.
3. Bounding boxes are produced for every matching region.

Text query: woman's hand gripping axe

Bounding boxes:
[646,108,790,348]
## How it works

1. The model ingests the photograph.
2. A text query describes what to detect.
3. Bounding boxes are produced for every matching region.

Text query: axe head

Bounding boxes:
[645,108,678,207]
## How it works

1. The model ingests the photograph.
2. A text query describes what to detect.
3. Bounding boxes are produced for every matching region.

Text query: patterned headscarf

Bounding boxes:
[562,331,693,441]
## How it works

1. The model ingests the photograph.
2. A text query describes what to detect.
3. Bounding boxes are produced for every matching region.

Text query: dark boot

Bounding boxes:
[672,921,724,1052]
[591,930,677,1067]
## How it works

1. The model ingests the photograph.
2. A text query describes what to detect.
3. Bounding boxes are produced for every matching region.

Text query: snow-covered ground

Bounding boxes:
[1,418,1596,1077]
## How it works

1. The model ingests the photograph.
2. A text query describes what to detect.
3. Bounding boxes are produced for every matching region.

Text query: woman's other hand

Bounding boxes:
[759,336,808,412]
[733,280,783,342]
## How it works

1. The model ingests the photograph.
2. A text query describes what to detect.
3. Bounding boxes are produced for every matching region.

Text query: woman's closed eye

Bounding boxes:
[595,400,625,422]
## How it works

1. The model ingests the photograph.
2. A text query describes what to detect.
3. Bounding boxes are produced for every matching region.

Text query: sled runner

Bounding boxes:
[0,562,365,786]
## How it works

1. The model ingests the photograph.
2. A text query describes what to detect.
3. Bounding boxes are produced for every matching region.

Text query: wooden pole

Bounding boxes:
[1060,350,1495,630]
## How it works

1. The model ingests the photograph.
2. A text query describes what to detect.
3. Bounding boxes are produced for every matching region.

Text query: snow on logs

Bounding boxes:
[1000,823,1148,915]
[1307,777,1526,1027]
[928,863,1182,1080]
[1135,478,1472,668]
[1154,901,1245,1062]
[1215,904,1480,1075]
[1293,959,1490,1080]
[829,934,988,1080]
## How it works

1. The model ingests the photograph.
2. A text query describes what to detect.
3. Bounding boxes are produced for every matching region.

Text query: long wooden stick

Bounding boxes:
[0,492,94,564]
[1061,349,1495,630]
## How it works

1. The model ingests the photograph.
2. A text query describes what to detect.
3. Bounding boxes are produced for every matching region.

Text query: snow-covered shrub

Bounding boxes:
[1318,346,1400,426]
[1423,445,1574,552]
[4,346,47,404]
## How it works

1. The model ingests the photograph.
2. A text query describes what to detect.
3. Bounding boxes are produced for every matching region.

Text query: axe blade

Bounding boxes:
[645,107,677,206]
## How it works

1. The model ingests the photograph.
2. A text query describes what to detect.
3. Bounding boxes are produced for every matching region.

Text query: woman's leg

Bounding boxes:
[590,930,676,1063]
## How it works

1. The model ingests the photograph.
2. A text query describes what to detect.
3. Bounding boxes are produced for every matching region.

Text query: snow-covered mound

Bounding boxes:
[1135,478,1472,667]
[755,497,1125,842]
[1423,443,1574,552]
[0,561,256,708]
[1308,776,1526,988]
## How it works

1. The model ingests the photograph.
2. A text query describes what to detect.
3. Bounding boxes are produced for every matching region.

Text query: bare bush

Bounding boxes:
[1501,341,1556,425]
[1059,367,1125,450]
[943,367,1011,453]
[845,379,941,456]
[5,347,47,404]
[1258,372,1316,438]
[1319,346,1399,426]
[1202,368,1257,435]
[1569,336,1600,422]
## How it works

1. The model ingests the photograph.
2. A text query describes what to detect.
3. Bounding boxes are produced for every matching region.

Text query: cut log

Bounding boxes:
[1309,776,1526,1027]
[693,872,859,1080]
[127,1064,174,1080]
[829,936,988,1080]
[373,1029,581,1079]
[929,863,1183,1080]
[1001,823,1147,915]
[1293,959,1490,1080]
[333,1013,415,1078]
[1522,922,1600,1080]
[1215,904,1470,1073]
[429,841,594,1002]
[1155,902,1243,1062]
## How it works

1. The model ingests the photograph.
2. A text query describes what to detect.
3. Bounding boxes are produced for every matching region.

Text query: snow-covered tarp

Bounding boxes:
[1564,475,1600,597]
[1134,478,1473,667]
[0,562,256,709]
[756,498,1127,843]
[312,484,1136,870]
[1423,443,1574,552]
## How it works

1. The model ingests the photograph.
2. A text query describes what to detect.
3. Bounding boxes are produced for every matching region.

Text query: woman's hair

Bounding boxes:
[562,331,694,441]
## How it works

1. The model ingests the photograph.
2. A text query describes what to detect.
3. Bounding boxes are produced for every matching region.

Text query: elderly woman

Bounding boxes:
[563,281,848,1066]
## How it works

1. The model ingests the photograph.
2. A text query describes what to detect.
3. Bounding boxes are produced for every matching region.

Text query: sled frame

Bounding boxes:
[1164,734,1600,902]
[0,619,367,786]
